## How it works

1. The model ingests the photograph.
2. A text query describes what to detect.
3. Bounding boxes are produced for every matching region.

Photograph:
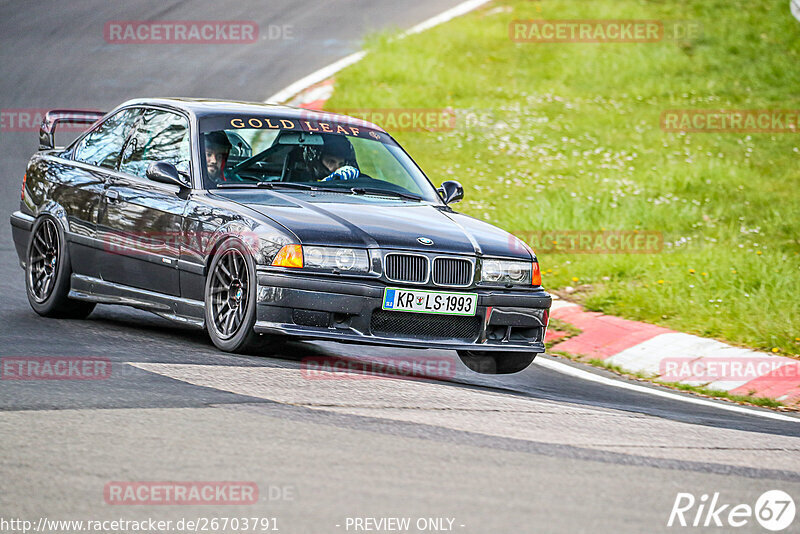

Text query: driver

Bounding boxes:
[204,131,232,183]
[310,135,360,182]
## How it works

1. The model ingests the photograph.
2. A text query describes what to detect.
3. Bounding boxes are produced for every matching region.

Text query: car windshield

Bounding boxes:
[198,115,441,202]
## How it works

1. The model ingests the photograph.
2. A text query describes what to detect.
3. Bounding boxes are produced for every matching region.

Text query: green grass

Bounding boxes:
[327,0,800,356]
[666,382,784,409]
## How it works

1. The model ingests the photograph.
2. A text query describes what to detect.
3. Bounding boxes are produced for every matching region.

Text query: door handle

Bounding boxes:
[106,190,120,202]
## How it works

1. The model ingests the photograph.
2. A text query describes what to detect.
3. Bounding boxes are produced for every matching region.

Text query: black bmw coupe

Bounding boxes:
[10,98,551,373]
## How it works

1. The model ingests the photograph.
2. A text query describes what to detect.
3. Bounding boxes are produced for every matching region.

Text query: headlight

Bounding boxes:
[303,246,369,273]
[480,259,532,285]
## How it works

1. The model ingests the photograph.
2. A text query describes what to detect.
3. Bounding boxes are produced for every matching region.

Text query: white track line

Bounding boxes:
[262,0,800,425]
[534,357,799,423]
[265,0,493,103]
[404,0,494,35]
[266,51,367,104]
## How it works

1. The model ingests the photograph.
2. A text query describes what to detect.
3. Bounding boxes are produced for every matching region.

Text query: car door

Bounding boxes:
[96,108,192,296]
[65,108,142,277]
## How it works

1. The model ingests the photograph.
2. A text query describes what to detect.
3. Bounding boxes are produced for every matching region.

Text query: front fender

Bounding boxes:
[202,221,295,274]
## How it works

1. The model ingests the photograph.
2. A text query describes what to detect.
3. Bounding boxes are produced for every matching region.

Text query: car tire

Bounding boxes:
[457,350,537,374]
[25,215,96,319]
[204,238,268,354]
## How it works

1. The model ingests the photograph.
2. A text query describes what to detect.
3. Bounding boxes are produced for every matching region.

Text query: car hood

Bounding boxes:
[214,190,532,259]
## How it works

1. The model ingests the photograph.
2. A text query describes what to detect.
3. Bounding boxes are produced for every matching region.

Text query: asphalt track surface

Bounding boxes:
[1,2,799,533]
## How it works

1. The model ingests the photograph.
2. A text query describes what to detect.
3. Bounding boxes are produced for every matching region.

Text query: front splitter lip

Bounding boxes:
[253,320,546,352]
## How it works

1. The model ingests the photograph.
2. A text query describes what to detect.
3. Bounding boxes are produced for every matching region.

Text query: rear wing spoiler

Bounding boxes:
[39,109,105,150]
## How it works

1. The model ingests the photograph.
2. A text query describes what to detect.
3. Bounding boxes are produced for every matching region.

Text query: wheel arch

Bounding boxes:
[31,204,77,275]
[36,201,70,234]
[202,231,254,278]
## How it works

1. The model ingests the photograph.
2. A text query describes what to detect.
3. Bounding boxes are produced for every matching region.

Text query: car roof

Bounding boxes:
[117,97,387,133]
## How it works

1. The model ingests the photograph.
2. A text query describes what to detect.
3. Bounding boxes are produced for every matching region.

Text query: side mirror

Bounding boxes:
[146,162,188,189]
[439,180,464,204]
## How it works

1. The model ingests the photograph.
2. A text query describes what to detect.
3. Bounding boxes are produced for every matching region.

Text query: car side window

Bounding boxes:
[72,108,141,169]
[119,109,191,181]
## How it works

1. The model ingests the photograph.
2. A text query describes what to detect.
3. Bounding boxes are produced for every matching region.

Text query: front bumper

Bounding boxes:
[254,271,551,352]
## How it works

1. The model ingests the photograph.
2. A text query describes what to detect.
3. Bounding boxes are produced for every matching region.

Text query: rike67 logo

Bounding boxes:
[668,490,796,531]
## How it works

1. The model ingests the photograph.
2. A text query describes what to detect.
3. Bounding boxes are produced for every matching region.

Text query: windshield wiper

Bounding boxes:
[216,181,321,191]
[259,182,317,191]
[350,187,423,201]
[262,182,355,194]
[216,182,423,201]
[215,181,261,189]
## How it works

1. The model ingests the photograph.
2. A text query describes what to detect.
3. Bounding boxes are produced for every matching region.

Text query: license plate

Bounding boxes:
[381,287,478,316]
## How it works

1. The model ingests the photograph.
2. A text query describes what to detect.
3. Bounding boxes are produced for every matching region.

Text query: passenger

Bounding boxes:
[310,135,360,181]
